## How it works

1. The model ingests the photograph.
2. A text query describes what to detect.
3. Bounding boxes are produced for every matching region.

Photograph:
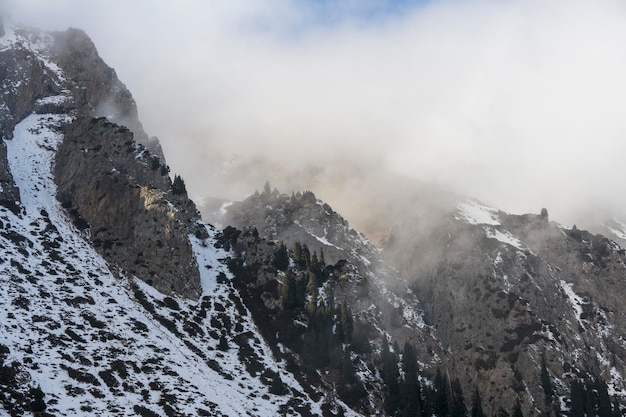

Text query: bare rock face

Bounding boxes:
[0,24,199,297]
[383,207,626,416]
[55,116,204,298]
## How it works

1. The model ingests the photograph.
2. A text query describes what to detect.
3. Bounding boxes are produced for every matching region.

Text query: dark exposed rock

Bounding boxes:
[55,116,202,298]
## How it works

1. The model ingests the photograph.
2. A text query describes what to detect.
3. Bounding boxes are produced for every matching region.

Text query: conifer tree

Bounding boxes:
[269,373,287,395]
[449,377,467,417]
[433,368,449,417]
[217,332,229,351]
[612,399,622,417]
[570,379,585,417]
[293,242,303,266]
[471,388,485,417]
[172,174,187,195]
[596,379,612,417]
[296,273,307,307]
[302,244,311,269]
[339,302,353,343]
[273,242,289,271]
[401,342,423,417]
[381,339,401,415]
[281,271,298,309]
[319,247,325,265]
[540,352,554,406]
[30,385,46,413]
[512,399,523,417]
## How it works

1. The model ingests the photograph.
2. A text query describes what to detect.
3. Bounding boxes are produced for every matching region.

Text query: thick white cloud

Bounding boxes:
[6,0,626,226]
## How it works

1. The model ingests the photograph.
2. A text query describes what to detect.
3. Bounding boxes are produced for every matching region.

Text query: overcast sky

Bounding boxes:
[4,0,626,226]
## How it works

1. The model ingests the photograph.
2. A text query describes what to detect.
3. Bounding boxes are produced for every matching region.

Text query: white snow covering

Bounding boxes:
[560,280,585,330]
[0,113,320,416]
[456,200,500,225]
[484,226,525,250]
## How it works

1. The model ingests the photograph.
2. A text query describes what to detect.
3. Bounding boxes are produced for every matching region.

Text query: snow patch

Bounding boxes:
[457,200,500,225]
[560,280,585,330]
[484,226,525,250]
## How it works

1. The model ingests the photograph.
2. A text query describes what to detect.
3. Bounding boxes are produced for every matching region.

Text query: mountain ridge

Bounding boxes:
[1,20,626,417]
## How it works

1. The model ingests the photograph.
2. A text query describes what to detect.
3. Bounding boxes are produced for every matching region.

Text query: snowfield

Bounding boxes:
[0,114,318,416]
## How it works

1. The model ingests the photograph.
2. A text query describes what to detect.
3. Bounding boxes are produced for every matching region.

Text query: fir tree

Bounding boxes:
[281,271,298,309]
[512,399,523,417]
[401,342,423,417]
[449,377,467,417]
[171,174,187,195]
[471,388,485,417]
[273,242,289,271]
[269,373,287,395]
[596,379,613,417]
[570,379,585,417]
[293,242,303,265]
[540,352,554,406]
[433,368,449,417]
[339,302,353,343]
[381,339,401,415]
[612,400,622,417]
[29,385,46,413]
[217,332,229,351]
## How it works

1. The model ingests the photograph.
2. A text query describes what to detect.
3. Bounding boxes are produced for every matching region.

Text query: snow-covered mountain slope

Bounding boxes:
[4,17,626,417]
[0,22,336,417]
[0,110,323,416]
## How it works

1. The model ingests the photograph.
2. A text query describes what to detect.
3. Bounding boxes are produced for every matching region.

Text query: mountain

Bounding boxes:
[221,191,626,416]
[0,21,339,416]
[2,17,626,417]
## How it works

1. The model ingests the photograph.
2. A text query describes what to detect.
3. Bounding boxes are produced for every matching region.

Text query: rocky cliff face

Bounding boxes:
[382,200,626,415]
[222,189,626,415]
[0,22,198,297]
[55,116,204,298]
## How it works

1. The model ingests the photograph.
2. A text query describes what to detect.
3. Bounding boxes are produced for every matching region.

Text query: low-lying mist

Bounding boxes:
[8,0,626,233]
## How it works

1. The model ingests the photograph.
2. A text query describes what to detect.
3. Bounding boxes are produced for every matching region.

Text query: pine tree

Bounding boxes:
[433,368,449,417]
[471,388,485,417]
[302,244,311,269]
[570,379,585,417]
[319,247,325,265]
[401,342,423,417]
[217,332,229,351]
[296,273,307,307]
[449,377,467,417]
[273,242,289,271]
[293,242,303,266]
[381,339,401,415]
[596,379,612,417]
[30,385,46,413]
[172,174,187,195]
[269,373,287,395]
[612,400,622,417]
[281,271,298,309]
[540,352,554,406]
[306,271,319,294]
[512,399,523,417]
[340,303,353,343]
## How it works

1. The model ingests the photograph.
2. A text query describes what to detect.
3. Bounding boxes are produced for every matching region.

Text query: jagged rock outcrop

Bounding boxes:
[0,23,161,154]
[0,23,198,297]
[383,201,626,415]
[55,116,204,298]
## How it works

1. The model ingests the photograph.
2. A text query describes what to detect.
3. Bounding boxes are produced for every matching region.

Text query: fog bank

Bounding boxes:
[6,0,626,228]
